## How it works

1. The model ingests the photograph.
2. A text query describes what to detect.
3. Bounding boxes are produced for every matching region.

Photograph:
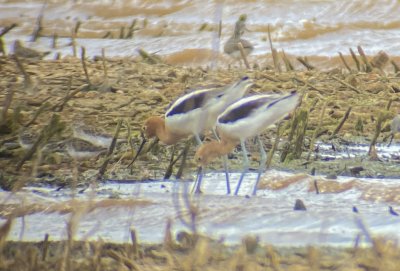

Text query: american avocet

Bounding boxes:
[224,15,253,61]
[132,77,253,192]
[195,91,300,195]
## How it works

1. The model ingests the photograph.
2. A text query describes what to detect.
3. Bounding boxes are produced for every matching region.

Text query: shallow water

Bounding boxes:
[1,143,399,246]
[318,141,400,162]
[1,0,400,66]
[2,167,400,246]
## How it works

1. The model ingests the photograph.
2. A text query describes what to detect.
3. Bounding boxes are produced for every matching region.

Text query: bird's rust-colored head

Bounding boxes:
[195,142,217,166]
[194,140,236,166]
[142,116,164,139]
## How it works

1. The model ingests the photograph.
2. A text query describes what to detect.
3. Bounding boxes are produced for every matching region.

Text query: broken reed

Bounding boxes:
[281,108,309,162]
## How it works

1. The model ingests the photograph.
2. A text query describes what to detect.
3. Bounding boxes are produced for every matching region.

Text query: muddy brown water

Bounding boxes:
[0,1,400,254]
[2,0,400,68]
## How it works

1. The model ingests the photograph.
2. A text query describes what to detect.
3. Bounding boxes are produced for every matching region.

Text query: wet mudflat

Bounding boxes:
[0,51,400,270]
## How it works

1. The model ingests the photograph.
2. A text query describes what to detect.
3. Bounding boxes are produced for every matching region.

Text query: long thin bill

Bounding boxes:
[127,133,147,168]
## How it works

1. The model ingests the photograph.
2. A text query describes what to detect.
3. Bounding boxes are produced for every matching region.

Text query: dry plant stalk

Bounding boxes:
[32,1,46,40]
[0,23,18,37]
[266,245,282,271]
[313,179,320,194]
[125,19,138,39]
[332,75,361,93]
[368,110,389,156]
[52,32,58,49]
[296,56,315,70]
[349,48,361,71]
[0,23,18,55]
[265,122,282,169]
[386,99,393,110]
[281,49,294,71]
[330,106,352,139]
[102,31,112,39]
[90,239,103,271]
[292,109,309,159]
[0,38,5,55]
[280,109,299,162]
[338,52,352,72]
[0,218,13,252]
[24,101,51,127]
[307,246,320,271]
[30,12,44,42]
[106,250,140,270]
[101,48,108,77]
[130,228,139,259]
[237,42,250,69]
[357,45,373,72]
[293,77,324,93]
[0,83,14,127]
[74,20,81,36]
[80,46,92,85]
[41,233,50,261]
[267,24,281,72]
[307,101,327,160]
[13,55,33,89]
[281,108,309,162]
[52,76,77,112]
[163,218,174,250]
[164,145,187,179]
[98,119,123,179]
[218,20,222,38]
[119,26,125,39]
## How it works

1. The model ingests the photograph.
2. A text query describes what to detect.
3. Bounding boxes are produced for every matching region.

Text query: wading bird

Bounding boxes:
[130,77,253,194]
[195,91,300,196]
[13,40,50,60]
[224,14,253,63]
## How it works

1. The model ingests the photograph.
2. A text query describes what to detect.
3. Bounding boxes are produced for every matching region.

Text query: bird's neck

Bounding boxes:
[156,121,185,145]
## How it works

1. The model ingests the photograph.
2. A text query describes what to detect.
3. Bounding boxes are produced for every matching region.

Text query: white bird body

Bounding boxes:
[138,77,252,193]
[194,90,300,195]
[217,92,299,140]
[165,77,252,138]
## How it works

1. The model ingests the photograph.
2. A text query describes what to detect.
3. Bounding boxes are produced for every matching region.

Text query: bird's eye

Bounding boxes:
[141,125,146,131]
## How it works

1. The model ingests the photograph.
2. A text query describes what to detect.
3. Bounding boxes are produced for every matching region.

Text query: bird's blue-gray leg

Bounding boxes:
[253,135,267,196]
[222,156,231,194]
[212,128,231,194]
[234,139,249,196]
[195,134,203,146]
[192,133,203,194]
[193,166,203,194]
